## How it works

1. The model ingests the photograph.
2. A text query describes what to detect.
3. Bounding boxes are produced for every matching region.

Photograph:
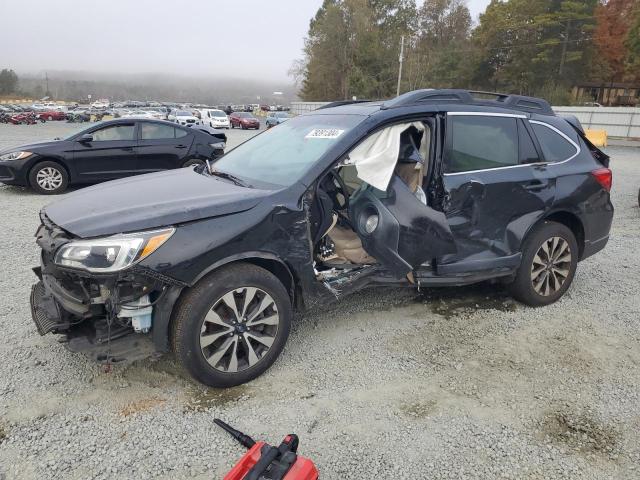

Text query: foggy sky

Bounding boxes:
[1,0,491,81]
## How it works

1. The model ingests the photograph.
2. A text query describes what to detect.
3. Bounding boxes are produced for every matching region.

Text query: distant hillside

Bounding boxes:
[17,70,298,105]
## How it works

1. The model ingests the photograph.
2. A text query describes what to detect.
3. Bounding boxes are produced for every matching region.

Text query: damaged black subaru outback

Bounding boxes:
[30,89,613,387]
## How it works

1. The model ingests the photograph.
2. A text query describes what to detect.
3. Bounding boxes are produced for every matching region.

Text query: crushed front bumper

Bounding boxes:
[30,280,64,335]
[29,213,184,361]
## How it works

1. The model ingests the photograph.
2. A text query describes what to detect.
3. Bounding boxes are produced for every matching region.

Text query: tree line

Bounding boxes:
[0,70,296,105]
[295,0,640,104]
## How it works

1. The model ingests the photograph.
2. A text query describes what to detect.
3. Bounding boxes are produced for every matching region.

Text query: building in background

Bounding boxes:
[572,83,639,106]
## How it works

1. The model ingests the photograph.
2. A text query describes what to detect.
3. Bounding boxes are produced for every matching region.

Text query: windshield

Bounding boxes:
[176,111,192,116]
[275,112,289,118]
[211,111,226,117]
[213,114,364,188]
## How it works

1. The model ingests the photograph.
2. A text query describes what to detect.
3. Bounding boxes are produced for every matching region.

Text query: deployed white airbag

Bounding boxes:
[348,122,427,191]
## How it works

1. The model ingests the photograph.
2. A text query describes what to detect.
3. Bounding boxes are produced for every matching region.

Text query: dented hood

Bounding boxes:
[43,168,269,238]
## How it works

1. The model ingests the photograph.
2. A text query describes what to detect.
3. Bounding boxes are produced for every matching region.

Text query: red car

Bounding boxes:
[8,112,41,125]
[229,112,260,130]
[37,110,66,121]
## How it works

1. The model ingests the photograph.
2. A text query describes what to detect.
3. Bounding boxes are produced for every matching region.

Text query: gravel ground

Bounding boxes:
[0,122,639,479]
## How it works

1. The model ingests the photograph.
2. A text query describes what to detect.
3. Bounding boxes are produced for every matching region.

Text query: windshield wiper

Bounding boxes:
[210,170,250,188]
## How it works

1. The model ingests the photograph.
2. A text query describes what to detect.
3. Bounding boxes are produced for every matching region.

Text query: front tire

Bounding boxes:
[509,221,578,306]
[171,263,292,387]
[29,161,69,194]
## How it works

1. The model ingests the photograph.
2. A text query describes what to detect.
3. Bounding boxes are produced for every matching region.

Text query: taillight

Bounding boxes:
[591,167,612,192]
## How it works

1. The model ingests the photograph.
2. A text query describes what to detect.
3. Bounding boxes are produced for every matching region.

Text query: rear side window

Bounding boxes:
[447,116,518,173]
[92,124,135,141]
[175,128,189,138]
[530,122,578,162]
[518,121,540,164]
[141,123,176,140]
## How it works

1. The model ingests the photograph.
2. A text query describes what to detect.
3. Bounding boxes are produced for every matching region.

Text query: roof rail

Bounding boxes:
[381,89,554,115]
[317,99,372,110]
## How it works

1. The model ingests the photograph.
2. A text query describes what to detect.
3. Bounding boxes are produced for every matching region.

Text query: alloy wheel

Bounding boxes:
[199,287,279,373]
[530,236,572,296]
[36,167,63,191]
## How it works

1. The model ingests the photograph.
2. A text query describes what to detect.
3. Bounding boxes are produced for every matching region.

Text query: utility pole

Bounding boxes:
[559,20,570,77]
[396,35,405,97]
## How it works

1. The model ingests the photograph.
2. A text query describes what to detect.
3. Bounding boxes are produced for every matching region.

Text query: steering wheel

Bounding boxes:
[326,169,349,211]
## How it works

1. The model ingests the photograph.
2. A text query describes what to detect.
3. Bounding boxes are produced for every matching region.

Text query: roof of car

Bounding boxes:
[308,89,555,118]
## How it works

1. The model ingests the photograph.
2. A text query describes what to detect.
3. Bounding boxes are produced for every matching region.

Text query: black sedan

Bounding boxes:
[0,119,226,194]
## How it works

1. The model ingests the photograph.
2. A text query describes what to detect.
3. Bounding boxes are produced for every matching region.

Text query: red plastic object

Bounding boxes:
[223,441,319,480]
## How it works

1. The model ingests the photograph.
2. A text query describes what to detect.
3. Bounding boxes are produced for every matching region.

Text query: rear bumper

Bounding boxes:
[581,234,609,261]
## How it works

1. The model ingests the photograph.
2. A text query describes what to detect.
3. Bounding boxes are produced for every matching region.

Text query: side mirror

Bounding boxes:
[78,133,93,143]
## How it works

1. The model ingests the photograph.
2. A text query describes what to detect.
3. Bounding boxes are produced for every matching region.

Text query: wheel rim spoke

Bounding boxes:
[247,313,279,327]
[227,339,239,373]
[248,295,275,322]
[245,337,260,367]
[205,336,235,368]
[245,332,275,348]
[241,287,258,317]
[204,310,231,328]
[200,329,232,348]
[220,292,241,320]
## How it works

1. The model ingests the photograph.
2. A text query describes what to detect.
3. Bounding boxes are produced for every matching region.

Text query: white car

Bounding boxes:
[91,99,110,109]
[199,109,230,129]
[120,110,157,119]
[169,109,200,126]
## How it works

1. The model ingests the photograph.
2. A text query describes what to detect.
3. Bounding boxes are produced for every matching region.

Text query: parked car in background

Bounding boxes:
[265,111,291,128]
[37,110,67,121]
[0,119,226,194]
[120,110,158,120]
[91,99,110,109]
[66,110,91,123]
[200,109,230,129]
[26,88,613,388]
[169,109,200,126]
[230,111,260,129]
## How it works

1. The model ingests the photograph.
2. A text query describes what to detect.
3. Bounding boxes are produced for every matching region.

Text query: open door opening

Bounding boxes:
[310,119,456,285]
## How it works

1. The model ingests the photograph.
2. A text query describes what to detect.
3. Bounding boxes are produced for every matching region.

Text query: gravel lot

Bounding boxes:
[0,122,639,479]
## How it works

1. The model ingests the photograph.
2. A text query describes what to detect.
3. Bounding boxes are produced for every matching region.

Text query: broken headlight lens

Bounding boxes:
[54,228,175,273]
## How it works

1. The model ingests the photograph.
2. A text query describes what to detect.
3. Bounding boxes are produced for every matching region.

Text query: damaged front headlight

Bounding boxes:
[54,228,175,273]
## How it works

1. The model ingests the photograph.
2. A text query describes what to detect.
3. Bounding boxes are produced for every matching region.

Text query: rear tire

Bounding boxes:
[509,221,578,306]
[29,161,69,195]
[182,158,205,168]
[171,263,292,387]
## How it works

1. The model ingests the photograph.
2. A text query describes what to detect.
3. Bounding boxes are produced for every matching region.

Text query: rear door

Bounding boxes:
[137,122,194,172]
[72,122,138,181]
[438,113,556,269]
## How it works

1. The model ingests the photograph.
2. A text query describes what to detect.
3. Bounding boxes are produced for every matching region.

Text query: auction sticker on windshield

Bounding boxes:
[305,128,345,139]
